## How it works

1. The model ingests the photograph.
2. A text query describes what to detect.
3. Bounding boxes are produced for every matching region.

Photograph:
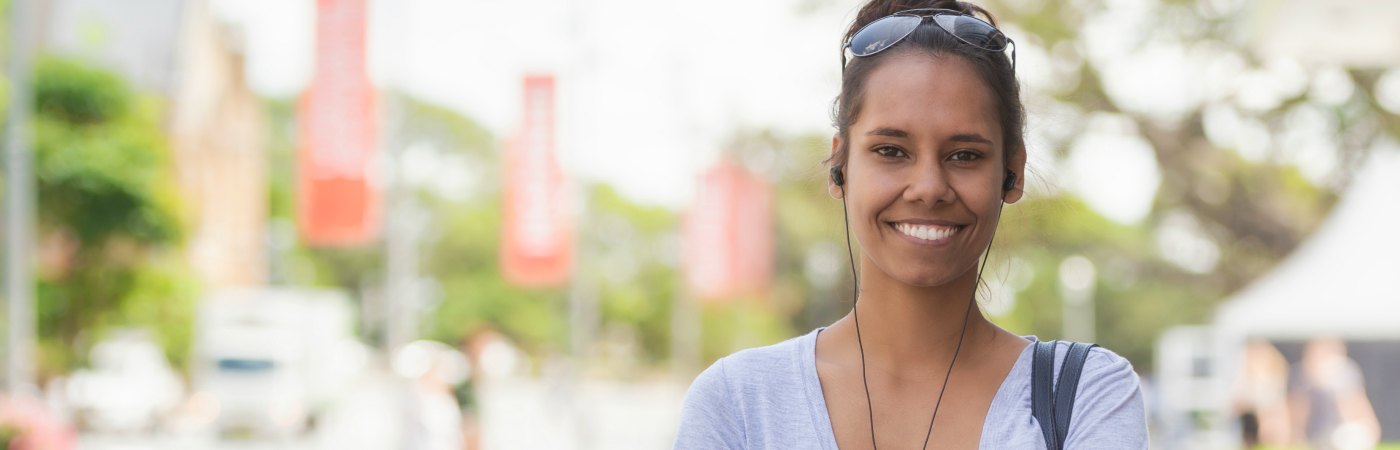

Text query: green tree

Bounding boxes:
[25,57,193,374]
[978,0,1396,367]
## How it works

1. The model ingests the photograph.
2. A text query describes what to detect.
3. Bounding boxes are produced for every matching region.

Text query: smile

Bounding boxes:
[891,222,964,243]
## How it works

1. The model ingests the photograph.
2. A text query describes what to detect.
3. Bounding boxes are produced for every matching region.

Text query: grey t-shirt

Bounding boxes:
[674,327,1147,449]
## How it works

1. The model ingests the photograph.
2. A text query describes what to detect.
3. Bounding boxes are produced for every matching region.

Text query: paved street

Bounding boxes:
[78,368,405,450]
[78,371,688,450]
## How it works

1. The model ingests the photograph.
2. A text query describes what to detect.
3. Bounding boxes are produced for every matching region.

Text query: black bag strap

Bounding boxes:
[1054,342,1098,447]
[1031,341,1058,450]
[1031,340,1099,450]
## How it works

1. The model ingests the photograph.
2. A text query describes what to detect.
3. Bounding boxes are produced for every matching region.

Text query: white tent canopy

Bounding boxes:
[1215,149,1400,340]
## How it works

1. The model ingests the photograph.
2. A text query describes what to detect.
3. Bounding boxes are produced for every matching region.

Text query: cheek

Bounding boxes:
[849,171,900,215]
[953,174,1005,209]
[842,177,892,244]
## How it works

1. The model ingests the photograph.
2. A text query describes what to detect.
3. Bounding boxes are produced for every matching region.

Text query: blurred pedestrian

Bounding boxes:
[1233,339,1292,447]
[1290,338,1380,450]
[395,340,470,450]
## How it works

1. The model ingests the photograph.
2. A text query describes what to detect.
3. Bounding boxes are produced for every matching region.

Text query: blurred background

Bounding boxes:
[0,0,1397,448]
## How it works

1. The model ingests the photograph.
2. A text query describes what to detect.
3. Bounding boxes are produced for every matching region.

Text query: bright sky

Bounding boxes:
[209,0,1395,229]
[211,0,853,208]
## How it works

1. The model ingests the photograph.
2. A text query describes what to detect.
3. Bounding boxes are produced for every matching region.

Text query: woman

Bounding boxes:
[674,1,1148,449]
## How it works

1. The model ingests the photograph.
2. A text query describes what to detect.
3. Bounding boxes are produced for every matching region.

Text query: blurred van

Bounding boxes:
[191,288,366,440]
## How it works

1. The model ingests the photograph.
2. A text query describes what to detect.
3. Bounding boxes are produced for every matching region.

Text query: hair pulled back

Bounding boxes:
[829,0,1024,169]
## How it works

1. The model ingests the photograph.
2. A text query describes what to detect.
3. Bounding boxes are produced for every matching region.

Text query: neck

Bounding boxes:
[842,255,995,374]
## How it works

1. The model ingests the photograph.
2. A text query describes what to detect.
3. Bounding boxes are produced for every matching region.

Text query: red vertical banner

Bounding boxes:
[501,74,572,287]
[683,161,774,301]
[297,0,379,246]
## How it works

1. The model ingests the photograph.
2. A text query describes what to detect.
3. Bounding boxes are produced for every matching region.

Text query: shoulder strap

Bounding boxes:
[1030,340,1059,450]
[1052,342,1098,449]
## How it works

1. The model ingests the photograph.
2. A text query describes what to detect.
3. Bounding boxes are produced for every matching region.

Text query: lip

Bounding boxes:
[886,220,965,246]
[887,218,965,227]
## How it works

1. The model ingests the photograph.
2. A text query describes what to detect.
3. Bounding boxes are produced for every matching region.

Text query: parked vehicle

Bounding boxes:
[190,288,364,440]
[65,329,183,433]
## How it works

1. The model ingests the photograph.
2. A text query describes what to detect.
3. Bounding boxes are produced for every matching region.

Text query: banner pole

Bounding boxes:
[4,0,37,394]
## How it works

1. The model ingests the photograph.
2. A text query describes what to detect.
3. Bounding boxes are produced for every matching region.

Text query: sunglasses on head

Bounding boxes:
[842,8,1016,72]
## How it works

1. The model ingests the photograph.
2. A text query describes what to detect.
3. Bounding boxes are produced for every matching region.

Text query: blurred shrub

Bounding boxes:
[32,58,131,124]
[29,57,193,375]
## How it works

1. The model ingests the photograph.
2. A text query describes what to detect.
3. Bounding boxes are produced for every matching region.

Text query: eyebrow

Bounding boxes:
[948,133,994,145]
[864,128,994,145]
[865,127,909,138]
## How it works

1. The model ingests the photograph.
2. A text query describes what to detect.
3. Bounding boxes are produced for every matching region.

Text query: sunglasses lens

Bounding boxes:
[932,15,1007,50]
[849,15,922,57]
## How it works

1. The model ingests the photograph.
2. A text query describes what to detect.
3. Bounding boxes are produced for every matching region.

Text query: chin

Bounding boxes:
[891,267,964,288]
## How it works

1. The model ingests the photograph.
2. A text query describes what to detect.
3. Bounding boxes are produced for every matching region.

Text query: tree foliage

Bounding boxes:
[26,57,193,374]
[977,0,1400,367]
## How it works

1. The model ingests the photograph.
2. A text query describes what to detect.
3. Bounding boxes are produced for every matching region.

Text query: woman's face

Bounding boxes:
[831,51,1024,288]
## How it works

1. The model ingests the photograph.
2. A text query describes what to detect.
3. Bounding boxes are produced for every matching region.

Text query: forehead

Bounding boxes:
[854,52,1001,144]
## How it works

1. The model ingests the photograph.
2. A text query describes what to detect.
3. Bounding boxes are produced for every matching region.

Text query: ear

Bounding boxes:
[828,135,844,199]
[1002,145,1027,204]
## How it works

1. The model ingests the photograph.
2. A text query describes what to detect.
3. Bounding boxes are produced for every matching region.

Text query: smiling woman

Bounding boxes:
[674,1,1148,449]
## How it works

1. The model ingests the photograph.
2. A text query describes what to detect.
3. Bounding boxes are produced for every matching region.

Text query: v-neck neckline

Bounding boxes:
[799,327,1038,450]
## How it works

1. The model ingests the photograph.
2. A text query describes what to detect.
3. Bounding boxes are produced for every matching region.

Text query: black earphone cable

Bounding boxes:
[839,195,879,449]
[839,173,1006,450]
[919,231,995,449]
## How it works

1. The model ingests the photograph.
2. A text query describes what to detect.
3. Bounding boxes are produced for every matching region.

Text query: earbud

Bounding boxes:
[830,164,845,187]
[1002,170,1016,193]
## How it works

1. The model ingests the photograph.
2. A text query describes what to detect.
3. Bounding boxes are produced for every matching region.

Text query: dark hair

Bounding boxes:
[828,0,1024,169]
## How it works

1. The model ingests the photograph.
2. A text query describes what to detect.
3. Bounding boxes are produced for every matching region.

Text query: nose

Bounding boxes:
[902,165,955,206]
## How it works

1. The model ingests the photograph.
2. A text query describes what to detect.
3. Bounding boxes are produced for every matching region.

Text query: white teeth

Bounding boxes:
[895,223,959,241]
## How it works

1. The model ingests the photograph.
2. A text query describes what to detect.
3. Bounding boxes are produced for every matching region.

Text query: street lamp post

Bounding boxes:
[4,0,36,394]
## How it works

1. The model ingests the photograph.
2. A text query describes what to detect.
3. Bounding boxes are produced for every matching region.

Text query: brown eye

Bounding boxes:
[874,146,906,159]
[948,150,982,162]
